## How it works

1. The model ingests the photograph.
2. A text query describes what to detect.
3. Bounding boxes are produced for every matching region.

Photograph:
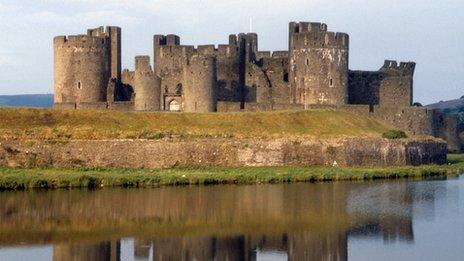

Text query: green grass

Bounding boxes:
[1,154,463,190]
[0,107,392,140]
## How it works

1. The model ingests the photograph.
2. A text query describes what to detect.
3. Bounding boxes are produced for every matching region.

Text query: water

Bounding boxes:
[0,177,463,261]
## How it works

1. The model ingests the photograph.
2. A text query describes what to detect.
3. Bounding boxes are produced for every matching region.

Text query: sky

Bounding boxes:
[0,0,463,104]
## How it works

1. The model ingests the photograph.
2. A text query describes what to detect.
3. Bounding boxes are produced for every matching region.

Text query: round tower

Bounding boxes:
[183,55,217,112]
[288,22,349,106]
[134,56,161,111]
[54,35,110,104]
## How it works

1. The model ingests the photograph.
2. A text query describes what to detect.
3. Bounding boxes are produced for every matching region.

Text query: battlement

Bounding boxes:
[157,44,195,58]
[155,34,240,60]
[54,25,121,49]
[135,56,152,71]
[153,34,180,46]
[289,22,328,34]
[256,51,288,60]
[54,35,108,48]
[290,31,349,48]
[380,60,416,76]
[87,26,120,37]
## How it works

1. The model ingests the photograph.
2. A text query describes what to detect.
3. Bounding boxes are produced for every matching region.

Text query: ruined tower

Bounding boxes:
[54,35,109,104]
[183,55,218,112]
[54,26,121,105]
[214,35,241,102]
[288,22,349,106]
[153,34,194,110]
[88,26,122,80]
[133,56,161,111]
[378,60,415,107]
[238,33,258,63]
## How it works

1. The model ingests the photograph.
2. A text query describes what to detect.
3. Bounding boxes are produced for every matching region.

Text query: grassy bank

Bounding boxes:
[0,155,463,190]
[0,108,391,140]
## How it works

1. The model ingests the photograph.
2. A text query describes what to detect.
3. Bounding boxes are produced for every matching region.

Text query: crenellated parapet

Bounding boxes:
[153,34,181,46]
[290,31,349,49]
[380,60,416,76]
[289,22,328,33]
[348,60,415,108]
[53,35,108,50]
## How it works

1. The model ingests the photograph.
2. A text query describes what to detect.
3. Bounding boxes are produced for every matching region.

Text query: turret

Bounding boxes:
[378,60,416,107]
[53,26,121,106]
[133,56,161,111]
[288,22,349,106]
[380,60,416,76]
[238,33,258,63]
[87,26,121,80]
[53,34,110,104]
[153,34,194,104]
[183,55,217,112]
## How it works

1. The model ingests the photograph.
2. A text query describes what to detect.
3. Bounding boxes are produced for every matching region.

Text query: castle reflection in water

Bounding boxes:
[1,180,443,261]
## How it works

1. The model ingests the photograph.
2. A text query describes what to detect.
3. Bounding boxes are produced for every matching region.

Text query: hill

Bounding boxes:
[0,108,392,140]
[427,97,464,113]
[0,94,53,108]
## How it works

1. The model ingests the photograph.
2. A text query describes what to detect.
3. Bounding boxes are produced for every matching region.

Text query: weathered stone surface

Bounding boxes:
[0,138,446,169]
[51,22,462,153]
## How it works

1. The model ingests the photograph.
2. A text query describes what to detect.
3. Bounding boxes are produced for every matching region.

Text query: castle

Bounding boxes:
[53,22,416,112]
[53,21,462,151]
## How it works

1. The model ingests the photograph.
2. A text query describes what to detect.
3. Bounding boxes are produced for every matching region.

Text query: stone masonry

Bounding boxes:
[53,22,415,112]
[52,22,461,151]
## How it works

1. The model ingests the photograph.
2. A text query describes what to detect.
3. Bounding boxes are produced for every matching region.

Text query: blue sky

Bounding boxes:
[0,0,462,104]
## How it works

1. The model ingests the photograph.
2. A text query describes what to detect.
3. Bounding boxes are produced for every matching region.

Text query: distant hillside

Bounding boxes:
[427,97,464,112]
[0,94,53,108]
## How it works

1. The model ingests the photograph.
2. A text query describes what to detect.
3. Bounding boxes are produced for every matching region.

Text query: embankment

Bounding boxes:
[0,137,446,169]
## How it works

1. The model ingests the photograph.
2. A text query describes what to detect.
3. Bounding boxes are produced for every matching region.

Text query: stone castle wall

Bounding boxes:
[0,137,447,169]
[349,61,415,107]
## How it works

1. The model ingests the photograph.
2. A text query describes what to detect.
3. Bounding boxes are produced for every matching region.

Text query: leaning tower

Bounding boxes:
[288,22,349,106]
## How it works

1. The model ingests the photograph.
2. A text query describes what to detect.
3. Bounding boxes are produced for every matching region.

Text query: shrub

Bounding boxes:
[382,130,408,139]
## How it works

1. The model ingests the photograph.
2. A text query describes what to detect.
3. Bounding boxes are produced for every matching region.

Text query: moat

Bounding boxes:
[1,177,463,261]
